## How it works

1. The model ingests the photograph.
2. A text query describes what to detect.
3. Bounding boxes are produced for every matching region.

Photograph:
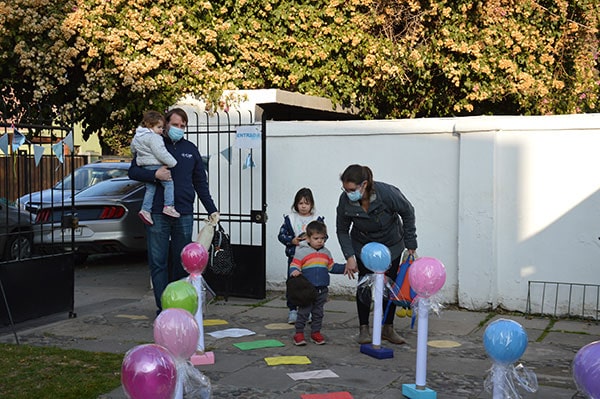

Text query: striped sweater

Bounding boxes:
[289,241,345,287]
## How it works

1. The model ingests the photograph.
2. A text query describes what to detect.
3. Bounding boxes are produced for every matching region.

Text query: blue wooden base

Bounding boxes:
[359,344,394,359]
[402,384,437,399]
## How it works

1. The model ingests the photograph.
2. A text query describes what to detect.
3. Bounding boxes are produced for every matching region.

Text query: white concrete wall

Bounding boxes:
[265,114,600,314]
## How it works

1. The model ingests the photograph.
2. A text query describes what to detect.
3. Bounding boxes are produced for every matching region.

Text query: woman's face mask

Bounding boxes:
[168,126,185,142]
[343,181,364,202]
[346,189,362,202]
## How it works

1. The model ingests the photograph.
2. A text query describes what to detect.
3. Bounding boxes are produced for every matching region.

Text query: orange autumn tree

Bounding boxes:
[0,0,598,153]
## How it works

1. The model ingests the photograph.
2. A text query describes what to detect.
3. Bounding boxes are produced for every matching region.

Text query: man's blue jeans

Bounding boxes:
[146,213,193,312]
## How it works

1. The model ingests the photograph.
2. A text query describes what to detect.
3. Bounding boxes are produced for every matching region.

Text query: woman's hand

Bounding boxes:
[344,256,357,279]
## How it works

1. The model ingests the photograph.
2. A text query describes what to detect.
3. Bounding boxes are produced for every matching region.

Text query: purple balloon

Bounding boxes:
[154,308,199,360]
[181,242,208,275]
[573,340,600,398]
[408,256,446,297]
[121,344,177,399]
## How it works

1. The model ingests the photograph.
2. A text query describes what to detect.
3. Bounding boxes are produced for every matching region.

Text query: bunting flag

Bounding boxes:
[63,130,74,152]
[243,152,255,169]
[52,141,64,163]
[12,128,25,152]
[220,146,232,164]
[33,145,45,166]
[202,154,210,170]
[0,133,8,155]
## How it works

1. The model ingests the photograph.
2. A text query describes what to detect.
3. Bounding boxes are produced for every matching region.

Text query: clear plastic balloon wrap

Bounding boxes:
[179,361,212,399]
[409,295,444,318]
[484,363,538,399]
[357,274,375,305]
[483,319,538,399]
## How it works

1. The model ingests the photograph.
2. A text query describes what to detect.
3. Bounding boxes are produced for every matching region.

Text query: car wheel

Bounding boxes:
[4,232,33,260]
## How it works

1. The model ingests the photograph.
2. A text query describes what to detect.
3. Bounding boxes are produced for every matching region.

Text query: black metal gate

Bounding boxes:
[0,121,76,327]
[186,109,266,299]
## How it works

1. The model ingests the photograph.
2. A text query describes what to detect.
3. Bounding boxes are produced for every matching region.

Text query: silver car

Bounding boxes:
[19,160,131,215]
[0,202,35,261]
[33,177,147,263]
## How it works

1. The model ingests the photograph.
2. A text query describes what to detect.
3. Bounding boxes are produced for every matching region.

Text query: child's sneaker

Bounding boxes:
[138,210,153,225]
[310,331,325,345]
[287,309,298,324]
[163,206,180,218]
[293,332,306,346]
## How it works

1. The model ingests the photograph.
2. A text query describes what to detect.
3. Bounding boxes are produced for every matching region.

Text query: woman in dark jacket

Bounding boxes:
[336,164,418,344]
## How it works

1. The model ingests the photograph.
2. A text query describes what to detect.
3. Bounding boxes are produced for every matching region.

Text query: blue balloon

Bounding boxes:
[360,242,391,273]
[484,318,528,364]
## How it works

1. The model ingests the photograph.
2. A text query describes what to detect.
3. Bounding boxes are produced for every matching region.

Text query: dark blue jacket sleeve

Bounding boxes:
[278,215,296,258]
[128,156,155,183]
[191,148,218,215]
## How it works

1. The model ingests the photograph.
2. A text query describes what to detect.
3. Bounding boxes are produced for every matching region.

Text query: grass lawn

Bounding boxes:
[0,343,123,399]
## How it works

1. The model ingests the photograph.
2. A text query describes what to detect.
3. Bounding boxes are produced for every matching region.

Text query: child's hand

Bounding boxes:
[291,270,301,277]
[292,233,306,246]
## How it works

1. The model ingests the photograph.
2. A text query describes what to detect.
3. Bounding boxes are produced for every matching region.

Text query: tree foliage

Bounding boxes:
[0,0,598,153]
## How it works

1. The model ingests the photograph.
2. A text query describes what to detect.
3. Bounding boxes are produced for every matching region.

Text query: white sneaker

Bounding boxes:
[163,206,180,218]
[288,310,298,324]
[138,210,153,225]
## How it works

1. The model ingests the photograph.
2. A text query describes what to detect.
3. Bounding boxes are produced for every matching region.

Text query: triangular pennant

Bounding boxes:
[12,128,25,152]
[0,133,8,155]
[63,131,74,152]
[52,141,64,163]
[243,152,255,169]
[202,154,210,170]
[33,145,45,166]
[220,146,232,165]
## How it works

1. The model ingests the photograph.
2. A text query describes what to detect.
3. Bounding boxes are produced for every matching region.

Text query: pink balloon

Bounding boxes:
[121,344,177,399]
[154,308,199,360]
[408,256,446,297]
[181,242,208,275]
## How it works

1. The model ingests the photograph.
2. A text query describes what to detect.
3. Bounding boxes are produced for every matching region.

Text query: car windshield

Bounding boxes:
[76,179,143,198]
[54,166,129,191]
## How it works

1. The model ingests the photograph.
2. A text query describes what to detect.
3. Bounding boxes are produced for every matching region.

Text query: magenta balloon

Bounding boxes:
[408,256,446,297]
[154,308,200,360]
[121,344,177,399]
[572,340,600,398]
[181,242,208,275]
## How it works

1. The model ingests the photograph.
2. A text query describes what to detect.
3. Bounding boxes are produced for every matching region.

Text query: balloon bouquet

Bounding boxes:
[572,340,600,399]
[482,319,538,399]
[121,258,213,399]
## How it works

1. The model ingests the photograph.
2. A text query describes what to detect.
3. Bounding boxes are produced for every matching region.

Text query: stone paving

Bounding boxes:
[3,289,599,399]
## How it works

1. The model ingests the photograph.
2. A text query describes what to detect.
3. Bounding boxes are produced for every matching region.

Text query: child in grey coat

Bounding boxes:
[130,110,180,225]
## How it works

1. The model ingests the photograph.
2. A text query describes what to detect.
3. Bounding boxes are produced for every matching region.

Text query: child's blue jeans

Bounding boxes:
[142,165,174,211]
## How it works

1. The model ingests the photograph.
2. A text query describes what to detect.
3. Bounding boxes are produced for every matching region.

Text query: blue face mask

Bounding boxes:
[168,126,185,142]
[346,189,362,202]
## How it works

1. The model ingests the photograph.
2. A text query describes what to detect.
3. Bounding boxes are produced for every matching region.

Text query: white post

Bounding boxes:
[173,369,183,399]
[372,273,384,347]
[415,298,430,388]
[189,274,205,353]
[492,364,506,399]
